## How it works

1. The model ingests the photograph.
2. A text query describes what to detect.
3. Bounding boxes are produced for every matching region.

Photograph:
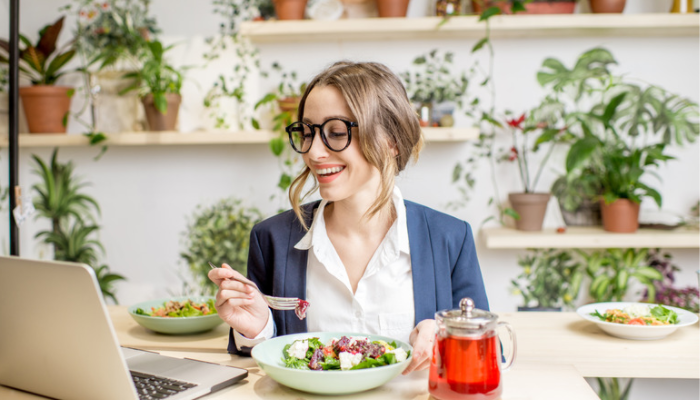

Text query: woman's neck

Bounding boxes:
[324,195,395,239]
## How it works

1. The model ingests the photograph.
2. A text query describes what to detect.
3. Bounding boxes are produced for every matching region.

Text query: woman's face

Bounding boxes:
[301,85,381,205]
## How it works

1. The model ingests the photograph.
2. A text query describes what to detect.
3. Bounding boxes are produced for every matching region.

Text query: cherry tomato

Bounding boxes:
[628,318,644,325]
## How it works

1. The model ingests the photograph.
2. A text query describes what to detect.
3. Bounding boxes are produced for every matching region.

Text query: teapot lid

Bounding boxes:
[437,297,498,332]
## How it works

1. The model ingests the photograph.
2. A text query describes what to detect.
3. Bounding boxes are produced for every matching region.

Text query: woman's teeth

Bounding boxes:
[317,166,345,176]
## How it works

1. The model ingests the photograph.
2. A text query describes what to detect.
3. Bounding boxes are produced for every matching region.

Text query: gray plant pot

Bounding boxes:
[559,198,602,227]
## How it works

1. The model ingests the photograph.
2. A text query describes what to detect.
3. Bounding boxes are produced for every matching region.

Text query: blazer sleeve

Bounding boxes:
[451,221,489,311]
[227,225,275,355]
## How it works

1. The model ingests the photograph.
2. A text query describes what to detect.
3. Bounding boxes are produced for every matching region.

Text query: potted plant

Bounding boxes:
[472,0,578,14]
[400,49,469,127]
[32,149,126,303]
[550,168,603,226]
[589,0,626,13]
[0,17,76,133]
[502,112,567,231]
[180,198,263,295]
[580,248,663,303]
[511,248,584,311]
[64,0,159,133]
[376,0,410,17]
[253,62,308,208]
[274,0,309,19]
[120,39,186,131]
[565,114,674,233]
[535,47,698,229]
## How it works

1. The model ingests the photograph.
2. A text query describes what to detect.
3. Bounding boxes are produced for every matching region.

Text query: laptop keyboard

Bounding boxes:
[131,371,198,400]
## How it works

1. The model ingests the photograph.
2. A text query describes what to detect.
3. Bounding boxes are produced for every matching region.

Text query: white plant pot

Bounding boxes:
[91,70,147,133]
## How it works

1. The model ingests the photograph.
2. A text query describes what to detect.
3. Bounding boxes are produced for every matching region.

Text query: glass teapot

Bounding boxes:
[428,298,516,400]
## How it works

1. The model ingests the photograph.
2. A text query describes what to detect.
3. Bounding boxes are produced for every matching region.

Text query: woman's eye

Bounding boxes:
[328,132,347,139]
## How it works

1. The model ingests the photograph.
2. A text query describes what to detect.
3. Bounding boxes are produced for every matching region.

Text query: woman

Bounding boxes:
[208,61,489,374]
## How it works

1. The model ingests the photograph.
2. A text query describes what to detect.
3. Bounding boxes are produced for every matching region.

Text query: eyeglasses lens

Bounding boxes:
[289,123,313,153]
[323,119,350,151]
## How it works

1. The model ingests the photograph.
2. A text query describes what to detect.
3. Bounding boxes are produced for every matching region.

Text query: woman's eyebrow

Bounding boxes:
[301,115,352,123]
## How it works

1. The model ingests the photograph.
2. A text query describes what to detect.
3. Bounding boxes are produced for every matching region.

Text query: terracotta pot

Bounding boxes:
[274,0,309,20]
[376,0,410,17]
[276,97,301,114]
[472,0,575,14]
[141,93,182,131]
[19,85,73,133]
[600,198,640,233]
[508,192,551,231]
[590,0,626,13]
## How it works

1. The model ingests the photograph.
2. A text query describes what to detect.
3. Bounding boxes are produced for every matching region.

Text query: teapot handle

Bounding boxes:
[497,321,517,372]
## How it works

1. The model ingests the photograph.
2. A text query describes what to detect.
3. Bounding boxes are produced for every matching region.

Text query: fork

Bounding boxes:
[208,262,299,311]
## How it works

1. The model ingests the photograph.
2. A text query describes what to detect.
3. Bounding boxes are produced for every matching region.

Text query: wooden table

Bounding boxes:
[4,308,697,399]
[109,307,700,379]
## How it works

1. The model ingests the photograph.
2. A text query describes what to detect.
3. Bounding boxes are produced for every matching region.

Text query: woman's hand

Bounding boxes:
[403,319,436,375]
[208,263,269,338]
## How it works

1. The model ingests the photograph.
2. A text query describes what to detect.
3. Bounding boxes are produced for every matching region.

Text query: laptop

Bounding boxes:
[0,256,248,400]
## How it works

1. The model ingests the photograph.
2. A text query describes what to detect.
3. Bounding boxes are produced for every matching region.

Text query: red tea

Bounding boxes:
[428,333,502,400]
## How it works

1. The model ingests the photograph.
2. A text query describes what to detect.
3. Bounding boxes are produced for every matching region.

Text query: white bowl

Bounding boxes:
[576,302,698,340]
[251,331,412,394]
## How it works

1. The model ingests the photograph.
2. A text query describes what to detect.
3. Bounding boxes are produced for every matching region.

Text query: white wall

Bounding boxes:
[4,0,698,305]
[1,0,698,398]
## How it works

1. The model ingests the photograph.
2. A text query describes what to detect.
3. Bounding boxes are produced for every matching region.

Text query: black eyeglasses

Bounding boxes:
[285,118,357,154]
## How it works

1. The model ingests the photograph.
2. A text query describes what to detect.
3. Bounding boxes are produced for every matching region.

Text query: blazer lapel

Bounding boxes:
[282,202,318,334]
[405,201,437,324]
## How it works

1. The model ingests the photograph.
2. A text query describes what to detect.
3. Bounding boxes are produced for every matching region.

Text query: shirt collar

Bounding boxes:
[294,186,410,255]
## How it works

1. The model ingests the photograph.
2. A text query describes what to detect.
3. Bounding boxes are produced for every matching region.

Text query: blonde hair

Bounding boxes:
[289,61,424,229]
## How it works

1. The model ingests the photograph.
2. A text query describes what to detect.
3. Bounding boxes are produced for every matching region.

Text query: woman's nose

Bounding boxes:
[306,132,329,160]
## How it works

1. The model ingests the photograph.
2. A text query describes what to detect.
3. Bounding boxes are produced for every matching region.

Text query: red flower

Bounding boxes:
[508,146,518,161]
[506,113,526,129]
[102,3,110,10]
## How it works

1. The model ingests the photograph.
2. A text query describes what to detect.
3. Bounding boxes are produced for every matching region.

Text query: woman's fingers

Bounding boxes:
[215,288,254,308]
[403,319,436,375]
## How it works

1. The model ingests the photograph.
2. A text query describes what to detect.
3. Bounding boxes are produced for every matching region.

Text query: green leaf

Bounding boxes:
[154,94,168,114]
[566,137,600,173]
[479,6,501,21]
[632,267,663,281]
[503,207,520,220]
[471,38,488,53]
[269,137,285,156]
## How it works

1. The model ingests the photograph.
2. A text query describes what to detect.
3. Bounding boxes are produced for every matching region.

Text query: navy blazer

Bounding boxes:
[228,200,489,354]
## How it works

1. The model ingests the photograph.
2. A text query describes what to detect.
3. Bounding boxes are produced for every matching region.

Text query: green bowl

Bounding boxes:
[127,296,224,335]
[251,331,413,395]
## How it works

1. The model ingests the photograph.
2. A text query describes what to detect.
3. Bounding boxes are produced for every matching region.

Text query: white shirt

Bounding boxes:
[297,186,415,343]
[234,187,414,347]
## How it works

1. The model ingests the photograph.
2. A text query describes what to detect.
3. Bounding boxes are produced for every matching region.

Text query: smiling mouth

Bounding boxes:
[316,166,345,177]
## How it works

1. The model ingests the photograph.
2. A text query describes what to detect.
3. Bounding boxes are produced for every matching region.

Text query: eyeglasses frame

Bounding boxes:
[285,118,358,154]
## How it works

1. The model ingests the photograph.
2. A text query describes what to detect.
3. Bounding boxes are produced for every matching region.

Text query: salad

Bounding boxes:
[134,299,217,318]
[591,304,678,326]
[282,336,409,371]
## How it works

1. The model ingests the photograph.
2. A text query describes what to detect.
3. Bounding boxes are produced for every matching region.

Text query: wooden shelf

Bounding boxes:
[481,226,700,249]
[0,127,477,148]
[240,14,699,43]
